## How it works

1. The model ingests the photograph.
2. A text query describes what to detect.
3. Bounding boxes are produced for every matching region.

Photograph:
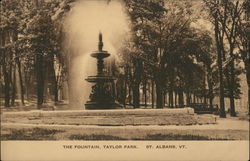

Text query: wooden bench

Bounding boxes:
[189,103,219,114]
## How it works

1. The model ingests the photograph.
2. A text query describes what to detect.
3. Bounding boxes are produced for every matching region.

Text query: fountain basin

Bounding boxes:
[85,75,115,83]
[1,108,216,126]
[85,101,122,109]
[91,51,110,59]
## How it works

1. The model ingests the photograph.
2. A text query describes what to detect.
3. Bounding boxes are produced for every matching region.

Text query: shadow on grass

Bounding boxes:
[69,134,128,140]
[69,133,231,140]
[136,133,230,140]
[1,130,233,140]
[1,128,64,140]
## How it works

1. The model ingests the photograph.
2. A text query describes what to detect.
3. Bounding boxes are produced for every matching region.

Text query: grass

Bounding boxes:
[68,133,231,140]
[1,128,64,140]
[1,128,248,140]
[139,133,229,140]
[69,134,128,140]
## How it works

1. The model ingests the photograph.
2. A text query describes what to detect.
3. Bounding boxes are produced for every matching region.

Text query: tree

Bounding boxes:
[0,0,20,107]
[237,0,250,114]
[122,0,212,109]
[205,0,248,117]
[204,0,227,117]
[118,40,144,108]
[194,30,217,110]
[123,0,166,108]
[0,0,72,108]
[218,0,244,117]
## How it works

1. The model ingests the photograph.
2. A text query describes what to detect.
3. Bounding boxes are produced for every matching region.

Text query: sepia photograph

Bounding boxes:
[0,0,249,160]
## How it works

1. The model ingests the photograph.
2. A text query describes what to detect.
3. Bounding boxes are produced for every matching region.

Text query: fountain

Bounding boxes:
[84,33,122,109]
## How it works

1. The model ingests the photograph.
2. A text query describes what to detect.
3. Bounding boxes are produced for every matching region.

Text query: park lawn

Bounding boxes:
[1,108,248,140]
[1,124,249,140]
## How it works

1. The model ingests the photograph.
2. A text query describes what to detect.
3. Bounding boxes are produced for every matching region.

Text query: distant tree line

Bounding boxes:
[0,0,73,108]
[115,0,249,118]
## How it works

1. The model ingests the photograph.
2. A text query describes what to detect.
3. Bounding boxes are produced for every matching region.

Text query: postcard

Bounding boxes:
[1,0,249,160]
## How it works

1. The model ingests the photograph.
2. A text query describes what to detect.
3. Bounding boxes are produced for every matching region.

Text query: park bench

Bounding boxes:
[189,103,219,114]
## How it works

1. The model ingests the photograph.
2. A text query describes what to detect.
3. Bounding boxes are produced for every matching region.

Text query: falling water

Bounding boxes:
[63,0,129,109]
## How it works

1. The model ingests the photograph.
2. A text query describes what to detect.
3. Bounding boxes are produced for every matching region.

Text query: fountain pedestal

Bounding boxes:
[85,33,121,109]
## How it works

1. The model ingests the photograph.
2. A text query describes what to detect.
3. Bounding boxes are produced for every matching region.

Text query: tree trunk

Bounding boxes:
[155,81,163,109]
[243,41,250,115]
[225,62,236,117]
[174,91,178,107]
[128,85,132,105]
[178,89,184,107]
[51,59,59,104]
[245,58,250,115]
[36,54,45,108]
[2,32,10,107]
[43,61,49,103]
[229,60,236,116]
[17,58,25,105]
[163,91,166,107]
[169,89,173,108]
[24,71,31,101]
[186,91,191,106]
[124,78,127,107]
[214,17,226,118]
[3,61,11,107]
[193,93,196,103]
[165,91,168,107]
[132,83,140,108]
[132,59,142,108]
[151,80,154,108]
[143,80,147,107]
[203,96,207,104]
[54,84,59,103]
[207,66,214,109]
[11,64,16,106]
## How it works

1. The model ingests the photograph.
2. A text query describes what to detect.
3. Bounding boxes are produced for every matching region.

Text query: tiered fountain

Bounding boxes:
[84,33,121,109]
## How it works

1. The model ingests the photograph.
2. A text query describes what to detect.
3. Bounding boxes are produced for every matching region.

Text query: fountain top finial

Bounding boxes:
[98,32,103,51]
